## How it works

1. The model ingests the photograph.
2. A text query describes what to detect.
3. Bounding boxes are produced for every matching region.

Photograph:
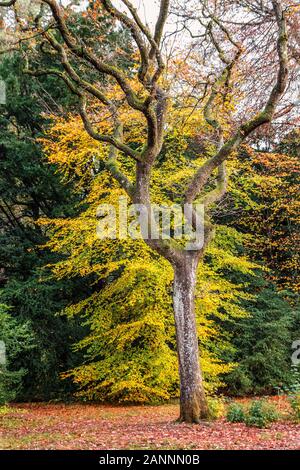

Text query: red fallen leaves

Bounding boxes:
[0,401,299,450]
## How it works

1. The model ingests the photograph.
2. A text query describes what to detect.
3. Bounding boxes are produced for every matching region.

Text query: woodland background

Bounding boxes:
[0,2,300,408]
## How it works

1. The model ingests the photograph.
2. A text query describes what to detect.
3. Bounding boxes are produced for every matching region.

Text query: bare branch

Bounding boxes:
[185,0,289,204]
[42,0,146,112]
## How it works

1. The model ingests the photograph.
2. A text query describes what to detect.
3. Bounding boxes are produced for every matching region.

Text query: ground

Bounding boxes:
[0,399,299,450]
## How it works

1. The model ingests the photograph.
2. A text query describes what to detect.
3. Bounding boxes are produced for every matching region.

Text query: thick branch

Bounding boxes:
[78,97,141,162]
[106,120,134,197]
[150,0,170,59]
[120,0,164,84]
[101,0,150,84]
[200,162,227,208]
[44,31,113,108]
[0,0,17,5]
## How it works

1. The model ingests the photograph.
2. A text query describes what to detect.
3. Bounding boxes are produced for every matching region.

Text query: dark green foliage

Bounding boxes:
[1,278,85,401]
[0,11,134,402]
[285,365,300,395]
[0,54,85,400]
[226,400,278,428]
[224,278,300,395]
[205,225,299,396]
[245,400,278,428]
[226,402,246,423]
[289,394,300,422]
[0,304,34,405]
[213,145,300,396]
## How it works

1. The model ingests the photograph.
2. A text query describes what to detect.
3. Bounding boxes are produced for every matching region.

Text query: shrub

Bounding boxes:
[289,395,300,422]
[0,368,25,406]
[288,365,300,395]
[207,397,225,420]
[277,365,300,396]
[226,400,279,428]
[245,400,278,428]
[226,402,246,423]
[277,366,300,422]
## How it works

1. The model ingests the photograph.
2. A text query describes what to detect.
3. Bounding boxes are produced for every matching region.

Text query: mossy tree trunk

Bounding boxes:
[173,254,209,423]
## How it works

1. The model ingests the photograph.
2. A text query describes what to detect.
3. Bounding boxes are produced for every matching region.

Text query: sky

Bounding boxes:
[122,0,160,26]
[73,0,161,29]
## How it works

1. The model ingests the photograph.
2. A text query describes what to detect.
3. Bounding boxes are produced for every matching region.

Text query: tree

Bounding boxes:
[211,140,300,393]
[41,112,265,402]
[0,0,296,422]
[223,278,300,396]
[0,2,136,401]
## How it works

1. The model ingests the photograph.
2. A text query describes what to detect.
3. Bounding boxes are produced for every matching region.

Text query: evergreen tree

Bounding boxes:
[216,144,300,394]
[0,53,84,400]
[224,279,300,395]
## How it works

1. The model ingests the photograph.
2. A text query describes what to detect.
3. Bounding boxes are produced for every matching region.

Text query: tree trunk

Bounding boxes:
[173,255,209,423]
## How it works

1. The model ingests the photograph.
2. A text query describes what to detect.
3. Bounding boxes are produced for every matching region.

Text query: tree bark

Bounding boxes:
[173,254,209,423]
[135,160,209,423]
